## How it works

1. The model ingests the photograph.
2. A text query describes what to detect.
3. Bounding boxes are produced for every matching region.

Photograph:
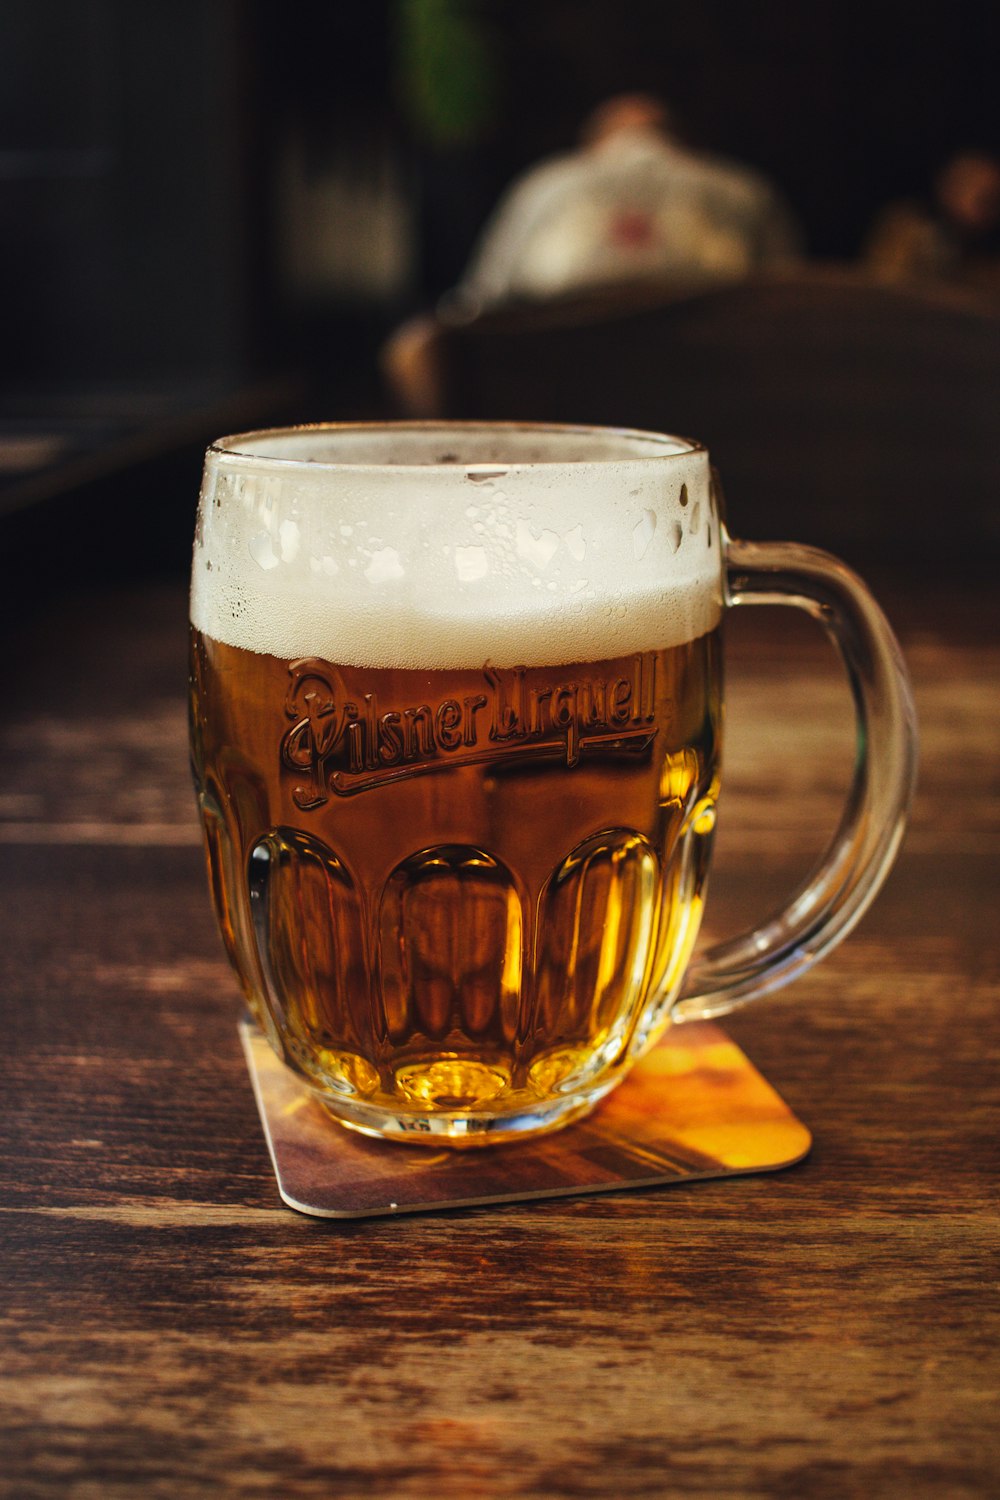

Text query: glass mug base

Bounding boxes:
[316,1072,621,1147]
[280,1024,646,1145]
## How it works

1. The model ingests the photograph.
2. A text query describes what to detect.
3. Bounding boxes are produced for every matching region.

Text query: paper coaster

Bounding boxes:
[240,1020,810,1219]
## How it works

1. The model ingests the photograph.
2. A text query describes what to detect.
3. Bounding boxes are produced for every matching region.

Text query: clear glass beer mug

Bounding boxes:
[189,423,916,1145]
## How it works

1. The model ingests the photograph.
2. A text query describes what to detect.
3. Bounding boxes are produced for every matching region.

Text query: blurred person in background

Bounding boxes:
[864,149,1000,287]
[448,92,803,313]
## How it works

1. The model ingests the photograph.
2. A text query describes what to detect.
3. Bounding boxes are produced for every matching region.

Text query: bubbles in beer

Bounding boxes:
[455,545,489,582]
[515,519,561,571]
[632,509,657,560]
[248,530,280,571]
[364,547,405,583]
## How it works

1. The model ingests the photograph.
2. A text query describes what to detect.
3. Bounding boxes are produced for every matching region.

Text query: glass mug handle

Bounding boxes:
[673,537,918,1021]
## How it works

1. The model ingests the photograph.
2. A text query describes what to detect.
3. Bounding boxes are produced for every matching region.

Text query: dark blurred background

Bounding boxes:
[2,0,999,592]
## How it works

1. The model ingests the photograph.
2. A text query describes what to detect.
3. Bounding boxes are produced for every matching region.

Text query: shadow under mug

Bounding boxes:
[189,422,917,1145]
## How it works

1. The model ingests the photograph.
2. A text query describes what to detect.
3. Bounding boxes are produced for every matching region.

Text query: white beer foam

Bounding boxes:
[190,427,723,669]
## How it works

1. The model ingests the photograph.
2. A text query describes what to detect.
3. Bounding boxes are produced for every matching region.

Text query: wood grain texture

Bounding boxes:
[2,574,998,1499]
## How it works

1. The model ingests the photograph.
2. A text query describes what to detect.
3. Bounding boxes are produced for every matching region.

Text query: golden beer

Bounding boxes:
[190,629,720,1137]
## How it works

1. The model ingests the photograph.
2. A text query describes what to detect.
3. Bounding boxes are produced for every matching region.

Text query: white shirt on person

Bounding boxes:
[456,127,802,309]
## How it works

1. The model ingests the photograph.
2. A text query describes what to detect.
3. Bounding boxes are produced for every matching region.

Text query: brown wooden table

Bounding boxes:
[2,564,998,1498]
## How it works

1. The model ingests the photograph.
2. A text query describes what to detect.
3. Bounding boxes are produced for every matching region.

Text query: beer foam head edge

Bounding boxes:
[190,424,724,669]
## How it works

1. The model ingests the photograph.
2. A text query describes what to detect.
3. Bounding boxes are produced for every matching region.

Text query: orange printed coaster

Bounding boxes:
[240,1020,811,1219]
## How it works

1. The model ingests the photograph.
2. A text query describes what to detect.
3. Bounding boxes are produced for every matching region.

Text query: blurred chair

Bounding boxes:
[383,269,1000,562]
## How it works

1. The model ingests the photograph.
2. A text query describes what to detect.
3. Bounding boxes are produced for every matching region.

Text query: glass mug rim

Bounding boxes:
[206,420,706,472]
